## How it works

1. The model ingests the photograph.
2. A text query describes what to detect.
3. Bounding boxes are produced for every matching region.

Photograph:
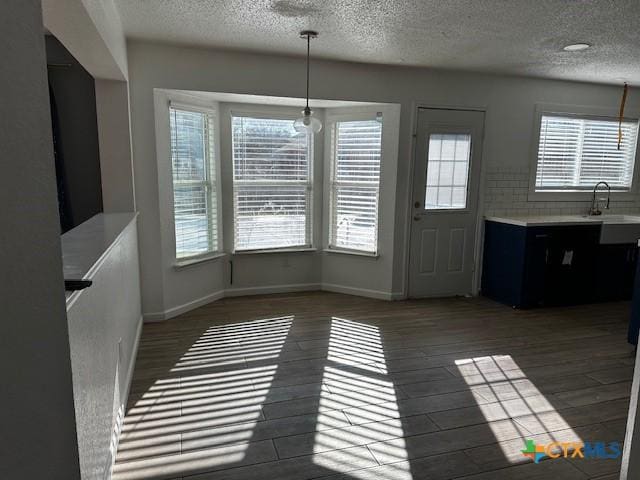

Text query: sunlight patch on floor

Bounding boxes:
[113,316,293,479]
[313,318,411,479]
[455,355,583,463]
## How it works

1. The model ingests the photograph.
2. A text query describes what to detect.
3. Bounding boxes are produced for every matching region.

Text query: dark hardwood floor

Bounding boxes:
[113,292,635,480]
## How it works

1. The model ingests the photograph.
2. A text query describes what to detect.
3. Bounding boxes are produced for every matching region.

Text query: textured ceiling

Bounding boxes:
[115,0,640,85]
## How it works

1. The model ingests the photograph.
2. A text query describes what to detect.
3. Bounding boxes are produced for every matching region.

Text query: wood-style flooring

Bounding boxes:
[113,292,635,480]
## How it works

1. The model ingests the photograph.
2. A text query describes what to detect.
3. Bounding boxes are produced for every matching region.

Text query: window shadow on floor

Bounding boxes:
[113,294,635,480]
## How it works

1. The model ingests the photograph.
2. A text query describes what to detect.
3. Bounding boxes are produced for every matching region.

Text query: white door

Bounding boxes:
[408,108,485,298]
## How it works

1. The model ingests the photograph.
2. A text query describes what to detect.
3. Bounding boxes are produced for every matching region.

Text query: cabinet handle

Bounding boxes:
[535,234,549,238]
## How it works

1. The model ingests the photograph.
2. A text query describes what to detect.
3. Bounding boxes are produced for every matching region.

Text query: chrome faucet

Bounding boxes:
[590,181,611,216]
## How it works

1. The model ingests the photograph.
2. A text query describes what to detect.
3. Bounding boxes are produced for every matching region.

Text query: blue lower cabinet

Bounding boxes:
[482,221,601,308]
[629,256,640,346]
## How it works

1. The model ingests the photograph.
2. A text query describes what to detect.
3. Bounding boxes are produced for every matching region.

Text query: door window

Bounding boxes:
[425,133,471,210]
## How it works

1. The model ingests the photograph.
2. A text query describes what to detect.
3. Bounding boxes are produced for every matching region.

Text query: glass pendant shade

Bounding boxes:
[294,108,322,133]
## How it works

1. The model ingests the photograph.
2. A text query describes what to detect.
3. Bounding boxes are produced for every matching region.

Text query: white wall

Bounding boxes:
[321,105,401,298]
[127,40,640,317]
[146,90,399,319]
[0,1,81,477]
[65,216,142,479]
[42,0,127,80]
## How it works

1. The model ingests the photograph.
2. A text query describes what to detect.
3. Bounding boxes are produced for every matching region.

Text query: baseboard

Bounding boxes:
[122,316,143,406]
[321,283,397,300]
[143,289,225,322]
[142,283,399,321]
[224,283,321,297]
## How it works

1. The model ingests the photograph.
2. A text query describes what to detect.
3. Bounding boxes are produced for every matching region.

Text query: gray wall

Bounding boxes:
[96,79,136,212]
[0,1,81,478]
[127,40,640,318]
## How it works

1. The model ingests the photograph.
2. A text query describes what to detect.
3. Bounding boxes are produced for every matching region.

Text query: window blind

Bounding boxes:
[536,115,639,190]
[169,107,219,258]
[232,116,311,251]
[329,119,383,253]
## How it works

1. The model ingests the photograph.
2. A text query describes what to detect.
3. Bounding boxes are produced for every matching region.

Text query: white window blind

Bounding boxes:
[536,115,639,191]
[329,119,383,253]
[232,116,312,251]
[169,106,220,259]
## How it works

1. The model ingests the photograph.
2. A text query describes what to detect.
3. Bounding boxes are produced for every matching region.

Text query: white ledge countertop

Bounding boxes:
[485,214,640,227]
[61,213,138,298]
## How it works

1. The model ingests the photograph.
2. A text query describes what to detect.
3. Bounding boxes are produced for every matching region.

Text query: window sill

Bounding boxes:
[323,248,379,258]
[232,247,317,255]
[174,252,227,269]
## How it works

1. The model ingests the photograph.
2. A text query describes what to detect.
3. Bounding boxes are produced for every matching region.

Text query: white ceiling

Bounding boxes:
[115,0,640,85]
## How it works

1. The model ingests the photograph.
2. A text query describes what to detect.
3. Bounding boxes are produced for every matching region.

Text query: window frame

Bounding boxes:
[158,94,224,266]
[326,111,384,256]
[528,103,640,202]
[230,111,314,253]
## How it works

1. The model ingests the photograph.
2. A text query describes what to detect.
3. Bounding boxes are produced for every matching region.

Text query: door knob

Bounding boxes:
[414,215,421,221]
[414,201,421,208]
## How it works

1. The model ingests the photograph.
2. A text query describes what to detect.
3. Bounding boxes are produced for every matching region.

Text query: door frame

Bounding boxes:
[403,103,488,299]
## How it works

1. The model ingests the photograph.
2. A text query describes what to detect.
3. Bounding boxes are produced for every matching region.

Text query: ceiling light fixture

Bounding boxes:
[294,30,322,134]
[563,43,591,52]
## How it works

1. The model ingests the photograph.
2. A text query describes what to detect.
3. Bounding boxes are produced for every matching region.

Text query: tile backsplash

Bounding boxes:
[483,166,640,217]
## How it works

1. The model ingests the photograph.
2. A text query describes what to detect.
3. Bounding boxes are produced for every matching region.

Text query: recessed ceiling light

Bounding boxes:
[563,43,591,52]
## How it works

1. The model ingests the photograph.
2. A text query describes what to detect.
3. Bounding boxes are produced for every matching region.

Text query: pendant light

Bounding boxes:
[294,30,322,133]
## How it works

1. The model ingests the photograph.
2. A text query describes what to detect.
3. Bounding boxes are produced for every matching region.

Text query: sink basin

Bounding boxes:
[596,215,640,244]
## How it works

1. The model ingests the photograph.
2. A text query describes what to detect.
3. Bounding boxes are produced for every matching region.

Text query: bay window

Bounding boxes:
[231,116,313,251]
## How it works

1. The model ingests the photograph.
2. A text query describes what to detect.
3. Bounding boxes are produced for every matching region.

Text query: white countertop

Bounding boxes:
[485,214,640,227]
[61,212,137,287]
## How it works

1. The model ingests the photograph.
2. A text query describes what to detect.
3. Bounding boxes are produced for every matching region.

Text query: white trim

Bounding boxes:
[122,316,143,406]
[321,283,396,300]
[324,108,385,257]
[144,289,226,322]
[230,112,315,252]
[142,283,405,320]
[225,283,321,297]
[174,252,227,268]
[528,103,640,202]
[229,109,300,121]
[323,248,379,258]
[233,247,317,255]
[154,90,223,267]
[106,315,143,480]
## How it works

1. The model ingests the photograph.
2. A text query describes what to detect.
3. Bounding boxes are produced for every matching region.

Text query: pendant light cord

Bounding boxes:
[305,33,310,110]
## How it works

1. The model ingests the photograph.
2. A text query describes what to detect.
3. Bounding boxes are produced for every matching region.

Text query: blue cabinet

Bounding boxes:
[629,258,640,346]
[482,221,601,308]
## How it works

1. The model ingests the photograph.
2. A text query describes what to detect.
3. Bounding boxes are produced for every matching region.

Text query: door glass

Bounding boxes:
[425,133,471,209]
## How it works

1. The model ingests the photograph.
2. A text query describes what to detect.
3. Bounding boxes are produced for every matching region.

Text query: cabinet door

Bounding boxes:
[522,228,549,307]
[595,244,638,301]
[526,226,599,306]
[482,221,528,307]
